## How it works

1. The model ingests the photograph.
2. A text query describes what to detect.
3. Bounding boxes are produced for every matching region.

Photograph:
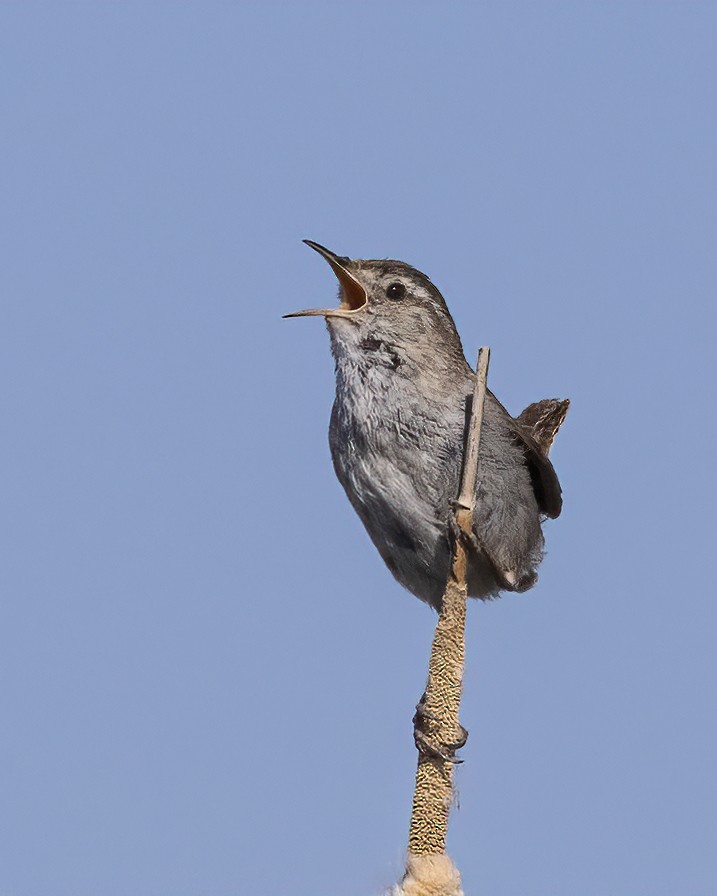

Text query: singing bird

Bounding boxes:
[285,241,568,611]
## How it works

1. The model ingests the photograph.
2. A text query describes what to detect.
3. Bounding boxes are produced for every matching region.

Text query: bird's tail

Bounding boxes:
[517,398,570,454]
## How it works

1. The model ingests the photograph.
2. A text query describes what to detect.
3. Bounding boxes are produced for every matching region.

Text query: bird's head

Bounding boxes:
[284,240,467,368]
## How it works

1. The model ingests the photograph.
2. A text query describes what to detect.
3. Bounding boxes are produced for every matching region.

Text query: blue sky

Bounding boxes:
[1,4,715,895]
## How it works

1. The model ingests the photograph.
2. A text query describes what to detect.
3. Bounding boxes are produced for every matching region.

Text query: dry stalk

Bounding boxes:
[407,346,491,857]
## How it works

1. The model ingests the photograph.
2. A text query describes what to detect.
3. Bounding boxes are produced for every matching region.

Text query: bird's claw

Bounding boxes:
[413,693,468,764]
[447,511,482,557]
[447,509,521,593]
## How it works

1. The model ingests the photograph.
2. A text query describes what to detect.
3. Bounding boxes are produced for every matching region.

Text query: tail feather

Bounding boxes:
[517,398,570,455]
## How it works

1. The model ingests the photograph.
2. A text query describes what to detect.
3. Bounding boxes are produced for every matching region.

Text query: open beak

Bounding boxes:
[283,240,368,318]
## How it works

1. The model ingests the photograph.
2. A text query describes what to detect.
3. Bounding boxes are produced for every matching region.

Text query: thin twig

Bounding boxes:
[457,347,491,516]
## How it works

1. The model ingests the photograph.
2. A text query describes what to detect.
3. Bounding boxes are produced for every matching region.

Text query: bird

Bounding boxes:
[285,240,568,612]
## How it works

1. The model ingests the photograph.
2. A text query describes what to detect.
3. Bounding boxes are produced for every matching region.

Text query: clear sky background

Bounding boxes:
[1,4,715,895]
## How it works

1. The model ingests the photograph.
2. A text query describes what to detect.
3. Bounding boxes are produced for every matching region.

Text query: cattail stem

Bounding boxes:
[407,346,491,857]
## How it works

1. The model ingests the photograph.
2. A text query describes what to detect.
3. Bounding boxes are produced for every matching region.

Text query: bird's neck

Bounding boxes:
[327,320,472,422]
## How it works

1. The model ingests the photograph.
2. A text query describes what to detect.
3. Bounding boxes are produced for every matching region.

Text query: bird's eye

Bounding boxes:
[386,281,406,300]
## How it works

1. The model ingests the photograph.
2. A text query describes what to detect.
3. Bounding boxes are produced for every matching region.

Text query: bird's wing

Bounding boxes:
[489,392,569,519]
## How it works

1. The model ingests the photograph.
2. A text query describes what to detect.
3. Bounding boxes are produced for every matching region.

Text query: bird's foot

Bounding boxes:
[447,508,478,551]
[413,692,468,764]
[447,509,521,593]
